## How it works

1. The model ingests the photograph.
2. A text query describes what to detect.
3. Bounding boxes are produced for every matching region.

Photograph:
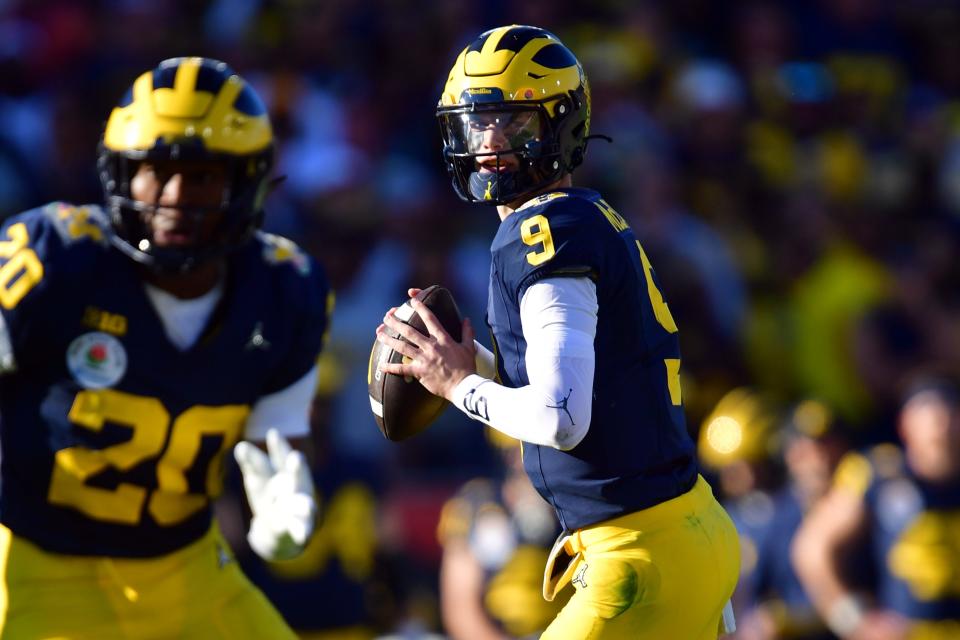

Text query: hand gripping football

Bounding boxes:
[368,285,463,441]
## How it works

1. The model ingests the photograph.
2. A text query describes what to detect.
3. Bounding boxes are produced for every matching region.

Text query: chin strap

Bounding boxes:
[585,134,613,144]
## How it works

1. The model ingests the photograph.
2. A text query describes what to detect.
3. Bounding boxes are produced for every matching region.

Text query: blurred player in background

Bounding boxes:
[377,25,739,638]
[437,430,567,639]
[734,400,850,640]
[792,378,960,640]
[226,384,402,640]
[0,57,330,638]
[696,387,782,623]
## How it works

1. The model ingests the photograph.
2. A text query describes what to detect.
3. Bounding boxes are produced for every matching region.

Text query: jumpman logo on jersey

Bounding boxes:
[547,388,575,425]
[245,322,270,351]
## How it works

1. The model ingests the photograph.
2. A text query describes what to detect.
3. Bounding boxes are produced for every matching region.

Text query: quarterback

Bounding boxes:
[0,58,328,638]
[377,26,739,638]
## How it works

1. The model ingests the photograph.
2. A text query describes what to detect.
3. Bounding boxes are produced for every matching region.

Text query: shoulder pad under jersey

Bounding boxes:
[40,202,112,247]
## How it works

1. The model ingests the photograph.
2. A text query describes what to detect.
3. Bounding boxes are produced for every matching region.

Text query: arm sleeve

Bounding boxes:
[474,340,496,379]
[450,277,597,450]
[244,364,318,441]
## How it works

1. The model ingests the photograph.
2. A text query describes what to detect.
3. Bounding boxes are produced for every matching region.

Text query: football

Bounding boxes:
[368,285,463,441]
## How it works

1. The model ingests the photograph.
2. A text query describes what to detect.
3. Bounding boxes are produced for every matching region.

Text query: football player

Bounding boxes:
[0,57,329,638]
[376,25,739,638]
[734,400,850,640]
[438,433,568,639]
[792,379,960,639]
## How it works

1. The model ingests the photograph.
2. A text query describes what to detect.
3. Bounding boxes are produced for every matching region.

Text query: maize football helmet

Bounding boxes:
[97,57,274,273]
[437,25,591,205]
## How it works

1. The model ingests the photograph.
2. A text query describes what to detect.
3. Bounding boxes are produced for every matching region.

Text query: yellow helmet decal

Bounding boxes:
[440,25,584,118]
[151,59,215,118]
[102,57,272,156]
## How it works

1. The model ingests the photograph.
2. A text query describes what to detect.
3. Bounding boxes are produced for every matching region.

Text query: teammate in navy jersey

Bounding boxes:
[736,400,850,640]
[0,57,330,638]
[438,435,567,639]
[376,25,739,639]
[793,380,960,639]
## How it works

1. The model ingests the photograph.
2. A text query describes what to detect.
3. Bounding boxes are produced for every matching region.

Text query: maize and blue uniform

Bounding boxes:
[834,445,960,638]
[239,454,387,639]
[486,188,740,638]
[0,202,330,639]
[437,475,567,637]
[739,488,833,639]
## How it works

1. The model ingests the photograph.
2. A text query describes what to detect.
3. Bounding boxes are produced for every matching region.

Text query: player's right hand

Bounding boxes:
[379,299,477,400]
[234,428,316,561]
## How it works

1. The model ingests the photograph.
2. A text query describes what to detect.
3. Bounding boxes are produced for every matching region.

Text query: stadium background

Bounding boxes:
[1,0,958,637]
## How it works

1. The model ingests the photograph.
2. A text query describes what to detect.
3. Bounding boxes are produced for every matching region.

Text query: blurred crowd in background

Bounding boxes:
[2,0,960,638]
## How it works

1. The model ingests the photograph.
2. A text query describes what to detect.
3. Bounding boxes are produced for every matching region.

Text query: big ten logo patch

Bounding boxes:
[82,307,127,336]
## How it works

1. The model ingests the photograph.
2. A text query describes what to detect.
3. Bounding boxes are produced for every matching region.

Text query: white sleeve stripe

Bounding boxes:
[244,364,318,441]
[0,312,15,373]
[369,396,384,417]
[393,302,415,322]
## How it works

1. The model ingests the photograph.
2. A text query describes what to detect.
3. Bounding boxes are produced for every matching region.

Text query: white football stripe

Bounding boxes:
[369,396,384,417]
[394,302,415,322]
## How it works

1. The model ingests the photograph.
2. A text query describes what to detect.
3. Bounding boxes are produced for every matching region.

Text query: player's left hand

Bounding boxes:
[234,428,317,561]
[377,297,477,401]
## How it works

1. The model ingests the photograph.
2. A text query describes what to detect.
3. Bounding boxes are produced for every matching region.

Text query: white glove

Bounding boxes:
[234,428,317,561]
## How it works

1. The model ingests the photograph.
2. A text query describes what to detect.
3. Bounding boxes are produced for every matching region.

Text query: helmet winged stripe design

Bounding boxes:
[437,25,591,205]
[103,57,271,155]
[98,57,274,273]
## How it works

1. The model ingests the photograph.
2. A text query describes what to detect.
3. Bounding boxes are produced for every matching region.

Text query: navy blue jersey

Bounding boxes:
[239,454,385,633]
[742,488,833,639]
[486,188,697,530]
[835,445,960,622]
[0,203,331,557]
[437,476,565,637]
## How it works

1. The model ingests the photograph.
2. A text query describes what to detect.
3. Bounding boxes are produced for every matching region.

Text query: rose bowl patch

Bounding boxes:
[66,332,128,389]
